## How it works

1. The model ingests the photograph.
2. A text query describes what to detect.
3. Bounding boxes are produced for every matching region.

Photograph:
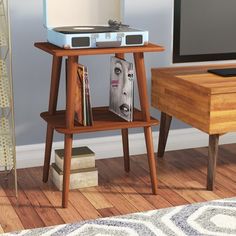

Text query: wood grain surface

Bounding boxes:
[151,65,236,134]
[34,42,164,57]
[40,107,159,134]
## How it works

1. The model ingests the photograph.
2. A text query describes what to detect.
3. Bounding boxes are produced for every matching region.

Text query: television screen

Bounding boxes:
[173,0,236,63]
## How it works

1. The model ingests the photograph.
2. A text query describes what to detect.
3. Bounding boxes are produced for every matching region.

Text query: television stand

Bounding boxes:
[208,68,236,77]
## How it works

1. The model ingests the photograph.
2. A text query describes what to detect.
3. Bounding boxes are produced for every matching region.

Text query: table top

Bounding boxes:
[34,42,164,57]
[152,64,236,95]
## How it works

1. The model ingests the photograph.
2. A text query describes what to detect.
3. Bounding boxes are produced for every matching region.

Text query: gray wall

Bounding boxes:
[10,0,187,146]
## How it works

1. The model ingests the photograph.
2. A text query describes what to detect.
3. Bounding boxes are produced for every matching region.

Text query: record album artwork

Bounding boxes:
[74,64,85,125]
[74,64,93,126]
[109,56,134,121]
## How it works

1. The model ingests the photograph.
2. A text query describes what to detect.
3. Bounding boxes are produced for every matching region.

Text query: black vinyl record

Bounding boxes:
[53,26,115,34]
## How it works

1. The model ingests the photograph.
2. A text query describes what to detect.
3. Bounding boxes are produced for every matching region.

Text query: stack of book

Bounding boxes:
[51,146,98,191]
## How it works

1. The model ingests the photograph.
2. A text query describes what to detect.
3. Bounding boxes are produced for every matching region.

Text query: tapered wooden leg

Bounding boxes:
[157,112,172,158]
[62,133,73,208]
[207,134,219,190]
[144,126,158,194]
[43,125,54,182]
[133,53,150,121]
[121,128,130,172]
[61,56,78,207]
[134,52,158,194]
[66,56,78,128]
[43,56,62,182]
[116,54,130,172]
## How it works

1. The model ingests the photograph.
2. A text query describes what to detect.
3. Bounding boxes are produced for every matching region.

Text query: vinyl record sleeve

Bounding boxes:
[109,56,134,121]
[74,64,86,125]
[75,64,93,126]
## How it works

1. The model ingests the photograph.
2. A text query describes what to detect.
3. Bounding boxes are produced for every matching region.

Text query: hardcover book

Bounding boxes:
[51,163,98,191]
[109,56,134,121]
[55,146,95,171]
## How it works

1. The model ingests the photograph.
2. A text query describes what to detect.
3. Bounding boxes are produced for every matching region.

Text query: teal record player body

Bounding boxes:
[43,0,149,49]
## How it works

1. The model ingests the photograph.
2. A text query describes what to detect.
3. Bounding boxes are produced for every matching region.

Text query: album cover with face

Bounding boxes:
[109,56,134,121]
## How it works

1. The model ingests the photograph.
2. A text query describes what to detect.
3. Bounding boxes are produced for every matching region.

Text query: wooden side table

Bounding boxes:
[35,42,164,208]
[151,64,236,191]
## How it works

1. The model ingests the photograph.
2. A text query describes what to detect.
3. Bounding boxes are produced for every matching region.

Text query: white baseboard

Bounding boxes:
[15,128,236,169]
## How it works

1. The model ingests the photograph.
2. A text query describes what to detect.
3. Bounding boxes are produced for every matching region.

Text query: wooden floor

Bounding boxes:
[0,143,236,233]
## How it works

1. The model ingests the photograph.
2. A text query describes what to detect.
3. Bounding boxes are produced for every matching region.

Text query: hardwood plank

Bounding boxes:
[219,145,236,173]
[98,175,139,215]
[193,148,236,193]
[132,154,212,203]
[0,185,24,233]
[160,150,219,201]
[98,207,121,218]
[97,160,156,212]
[167,148,236,198]
[128,156,189,206]
[80,186,113,210]
[17,169,64,227]
[109,158,173,209]
[0,171,45,230]
[69,190,102,220]
[1,182,45,230]
[28,168,83,223]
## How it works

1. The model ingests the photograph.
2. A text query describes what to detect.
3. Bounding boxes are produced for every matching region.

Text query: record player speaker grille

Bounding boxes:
[125,35,143,45]
[72,37,90,47]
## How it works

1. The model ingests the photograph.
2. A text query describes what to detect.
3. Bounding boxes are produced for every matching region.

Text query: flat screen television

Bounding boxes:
[173,0,236,64]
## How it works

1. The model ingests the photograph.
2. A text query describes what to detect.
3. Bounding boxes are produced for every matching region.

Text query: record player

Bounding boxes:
[43,0,149,49]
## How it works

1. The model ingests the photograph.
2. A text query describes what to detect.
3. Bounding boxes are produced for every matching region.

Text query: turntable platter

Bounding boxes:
[53,26,115,34]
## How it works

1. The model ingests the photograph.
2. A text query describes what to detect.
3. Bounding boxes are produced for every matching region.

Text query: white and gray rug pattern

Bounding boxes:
[3,197,236,236]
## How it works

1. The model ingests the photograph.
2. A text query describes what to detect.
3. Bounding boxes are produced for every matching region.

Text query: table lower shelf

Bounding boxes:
[40,107,159,134]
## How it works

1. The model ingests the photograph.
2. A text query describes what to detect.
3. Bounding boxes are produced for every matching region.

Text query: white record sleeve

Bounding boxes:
[109,56,134,121]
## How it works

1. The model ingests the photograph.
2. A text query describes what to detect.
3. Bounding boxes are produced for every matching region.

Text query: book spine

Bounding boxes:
[84,67,93,126]
[74,64,84,125]
[55,154,95,171]
[83,67,87,126]
[52,165,98,191]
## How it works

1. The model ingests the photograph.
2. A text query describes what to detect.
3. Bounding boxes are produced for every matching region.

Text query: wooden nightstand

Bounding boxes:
[151,64,236,191]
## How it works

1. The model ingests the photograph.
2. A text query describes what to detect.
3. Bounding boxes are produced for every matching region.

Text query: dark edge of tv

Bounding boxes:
[172,0,236,63]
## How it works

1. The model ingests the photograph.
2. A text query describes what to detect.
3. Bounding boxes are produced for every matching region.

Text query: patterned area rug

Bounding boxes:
[3,197,236,236]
